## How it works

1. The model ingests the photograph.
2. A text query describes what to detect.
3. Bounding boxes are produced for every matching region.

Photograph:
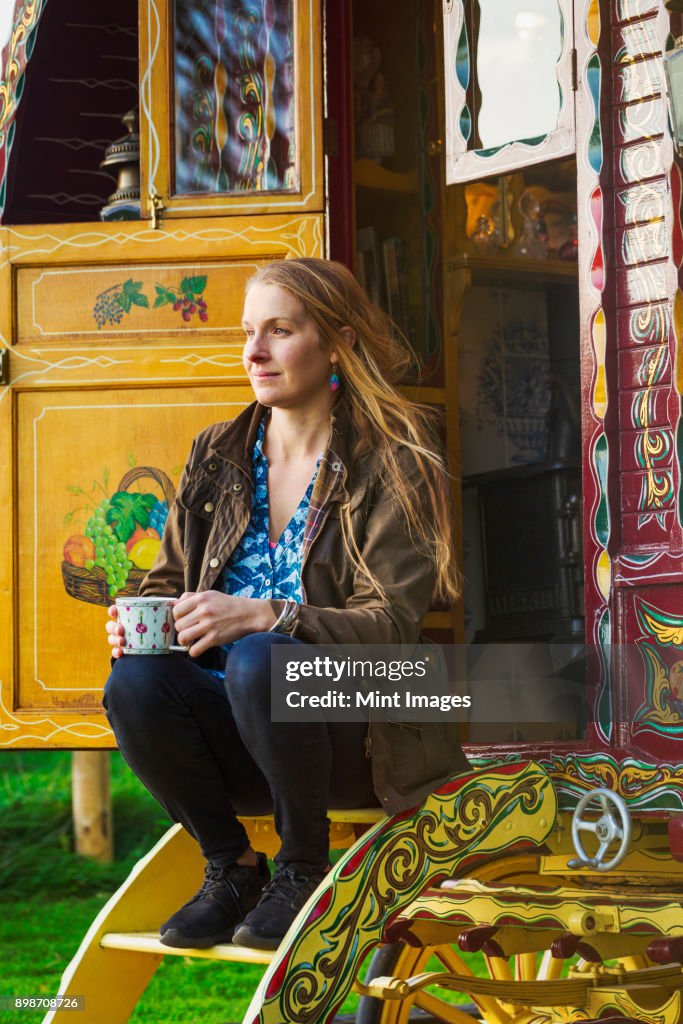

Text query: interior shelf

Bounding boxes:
[354,159,418,193]
[446,253,579,286]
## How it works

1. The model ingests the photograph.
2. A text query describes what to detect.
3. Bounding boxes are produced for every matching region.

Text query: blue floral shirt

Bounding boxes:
[206,414,320,676]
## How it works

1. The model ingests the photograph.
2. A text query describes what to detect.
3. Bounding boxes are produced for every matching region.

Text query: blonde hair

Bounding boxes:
[247,257,460,604]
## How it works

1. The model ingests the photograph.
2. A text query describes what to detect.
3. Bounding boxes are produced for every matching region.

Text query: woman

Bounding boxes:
[103,257,467,952]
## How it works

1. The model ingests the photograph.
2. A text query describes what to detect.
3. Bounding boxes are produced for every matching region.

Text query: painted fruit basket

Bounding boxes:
[62,466,175,608]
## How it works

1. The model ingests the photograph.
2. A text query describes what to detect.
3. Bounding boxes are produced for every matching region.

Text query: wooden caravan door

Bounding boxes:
[0,0,324,748]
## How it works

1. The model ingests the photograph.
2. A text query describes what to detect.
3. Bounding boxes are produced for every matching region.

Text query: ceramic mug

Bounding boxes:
[115,596,187,655]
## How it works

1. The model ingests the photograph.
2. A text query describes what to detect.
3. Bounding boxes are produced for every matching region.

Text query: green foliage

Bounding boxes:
[106,491,157,542]
[0,752,275,1022]
[153,284,177,308]
[0,751,168,899]
[0,752,374,1022]
[117,279,150,313]
[180,275,207,298]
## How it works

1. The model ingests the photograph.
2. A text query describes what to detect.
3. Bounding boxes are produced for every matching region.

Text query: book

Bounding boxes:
[355,226,383,306]
[382,236,413,342]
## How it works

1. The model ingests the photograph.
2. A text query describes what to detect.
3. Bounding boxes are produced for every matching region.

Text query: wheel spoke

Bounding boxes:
[434,945,476,977]
[414,990,490,1024]
[537,949,563,981]
[599,794,611,814]
[595,839,610,863]
[576,819,598,833]
[515,952,538,981]
[486,955,513,981]
[424,945,517,1023]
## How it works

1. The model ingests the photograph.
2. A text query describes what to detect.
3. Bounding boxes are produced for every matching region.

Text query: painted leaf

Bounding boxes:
[106,509,135,542]
[181,275,207,297]
[118,292,132,314]
[129,292,149,308]
[122,279,145,295]
[154,285,175,307]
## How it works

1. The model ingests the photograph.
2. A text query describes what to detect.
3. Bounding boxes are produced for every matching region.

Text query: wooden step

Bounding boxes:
[100,931,274,965]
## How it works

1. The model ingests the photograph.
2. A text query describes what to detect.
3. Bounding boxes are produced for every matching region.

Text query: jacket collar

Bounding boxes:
[208,399,355,503]
[207,401,267,477]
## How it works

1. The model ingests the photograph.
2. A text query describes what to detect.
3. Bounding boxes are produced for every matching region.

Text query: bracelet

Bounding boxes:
[269,599,299,635]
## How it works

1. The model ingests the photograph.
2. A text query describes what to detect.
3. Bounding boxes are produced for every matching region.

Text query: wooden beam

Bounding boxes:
[72,751,113,863]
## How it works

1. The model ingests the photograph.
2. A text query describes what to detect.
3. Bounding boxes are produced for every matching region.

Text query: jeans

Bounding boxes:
[103,632,376,867]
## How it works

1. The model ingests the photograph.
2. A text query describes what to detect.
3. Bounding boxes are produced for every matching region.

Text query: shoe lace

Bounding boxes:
[195,863,235,900]
[259,864,327,911]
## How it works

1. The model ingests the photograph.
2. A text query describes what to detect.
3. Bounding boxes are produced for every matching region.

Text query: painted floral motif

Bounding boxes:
[92,277,209,328]
[92,279,149,327]
[153,276,208,322]
[122,602,175,651]
[634,599,683,732]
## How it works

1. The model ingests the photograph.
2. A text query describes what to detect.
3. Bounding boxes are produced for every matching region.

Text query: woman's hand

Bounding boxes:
[106,605,126,659]
[173,591,277,658]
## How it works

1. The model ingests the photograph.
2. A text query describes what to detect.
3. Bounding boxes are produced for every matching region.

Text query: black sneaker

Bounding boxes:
[160,852,270,948]
[232,861,329,950]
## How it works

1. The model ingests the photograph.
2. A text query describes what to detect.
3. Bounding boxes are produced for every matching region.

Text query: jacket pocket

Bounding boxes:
[177,472,225,521]
[368,717,471,813]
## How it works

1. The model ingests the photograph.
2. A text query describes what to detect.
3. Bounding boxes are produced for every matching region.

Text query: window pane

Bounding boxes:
[173,0,297,195]
[476,0,563,150]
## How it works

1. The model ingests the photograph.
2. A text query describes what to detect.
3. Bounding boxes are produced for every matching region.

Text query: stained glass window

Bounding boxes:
[173,0,297,195]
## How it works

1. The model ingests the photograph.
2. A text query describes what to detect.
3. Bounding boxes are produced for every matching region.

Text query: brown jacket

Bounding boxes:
[141,400,469,811]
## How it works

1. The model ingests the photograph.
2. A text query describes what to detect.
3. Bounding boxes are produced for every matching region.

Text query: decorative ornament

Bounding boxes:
[99,109,141,221]
[330,367,341,392]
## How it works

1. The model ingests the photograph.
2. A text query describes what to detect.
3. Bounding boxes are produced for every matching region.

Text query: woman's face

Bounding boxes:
[242,282,334,411]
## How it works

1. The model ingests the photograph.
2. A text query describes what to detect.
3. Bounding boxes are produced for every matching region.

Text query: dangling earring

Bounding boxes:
[330,364,340,392]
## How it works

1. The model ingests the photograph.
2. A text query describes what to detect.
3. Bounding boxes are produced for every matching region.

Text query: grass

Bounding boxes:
[0,751,274,1023]
[0,752,487,1024]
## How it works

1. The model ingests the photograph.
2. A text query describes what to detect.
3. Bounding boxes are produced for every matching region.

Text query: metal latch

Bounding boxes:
[0,349,8,385]
[149,191,165,230]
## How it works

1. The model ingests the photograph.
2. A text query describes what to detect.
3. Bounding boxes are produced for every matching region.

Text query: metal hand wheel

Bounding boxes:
[569,787,631,871]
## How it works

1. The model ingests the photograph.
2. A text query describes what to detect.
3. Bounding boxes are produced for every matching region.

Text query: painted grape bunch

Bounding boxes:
[84,500,133,598]
[148,499,169,535]
[92,287,127,328]
[93,279,149,328]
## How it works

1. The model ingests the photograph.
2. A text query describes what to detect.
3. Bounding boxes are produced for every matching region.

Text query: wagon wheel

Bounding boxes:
[356,940,585,1024]
[354,855,654,1024]
[355,856,558,1024]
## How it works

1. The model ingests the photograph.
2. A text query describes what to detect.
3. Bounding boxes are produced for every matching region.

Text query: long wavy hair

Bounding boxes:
[246,257,460,604]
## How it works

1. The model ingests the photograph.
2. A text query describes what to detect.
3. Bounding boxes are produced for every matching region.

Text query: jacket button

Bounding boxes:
[233,482,243,492]
[209,557,220,569]
[332,461,342,472]
[208,462,217,471]
[204,502,215,513]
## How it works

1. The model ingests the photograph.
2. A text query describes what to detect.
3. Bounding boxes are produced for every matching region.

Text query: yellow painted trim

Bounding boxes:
[674,288,683,397]
[592,308,607,419]
[596,549,611,601]
[100,932,273,964]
